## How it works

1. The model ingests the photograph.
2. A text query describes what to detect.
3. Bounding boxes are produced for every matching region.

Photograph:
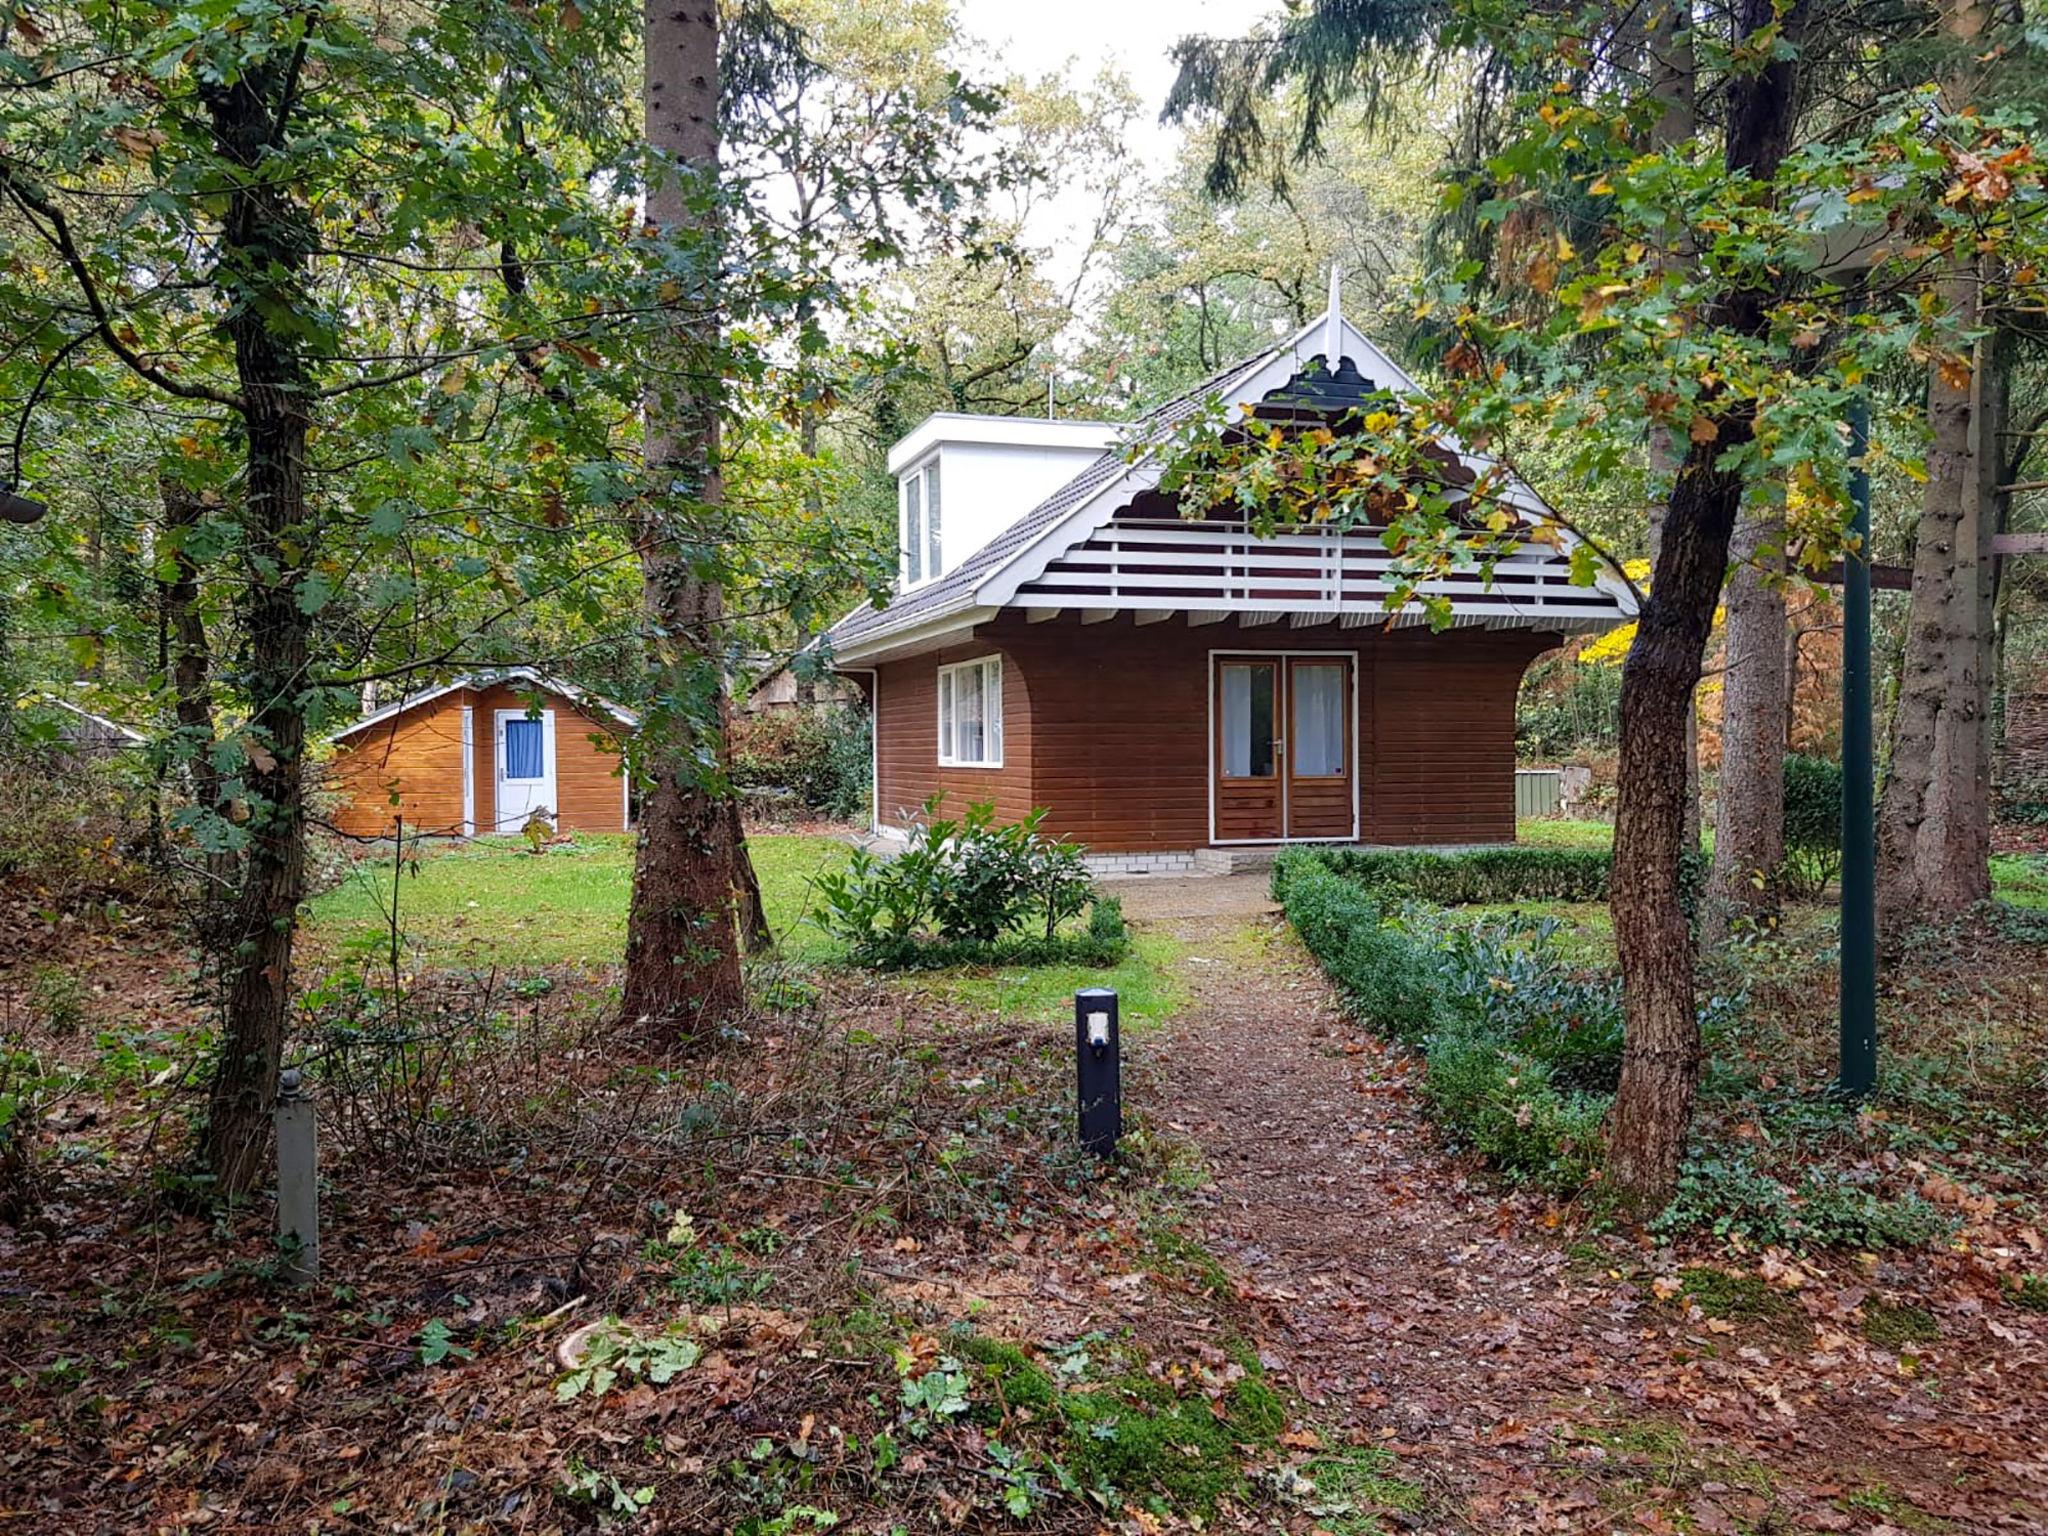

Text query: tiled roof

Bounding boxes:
[824,342,1284,654]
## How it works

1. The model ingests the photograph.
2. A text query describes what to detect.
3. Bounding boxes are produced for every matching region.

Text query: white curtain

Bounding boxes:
[904,475,923,582]
[983,658,1001,760]
[1293,664,1345,777]
[1222,665,1267,777]
[957,661,984,761]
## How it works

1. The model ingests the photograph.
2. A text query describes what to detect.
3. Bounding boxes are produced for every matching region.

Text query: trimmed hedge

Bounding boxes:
[1271,852,1606,1192]
[1296,845,1613,904]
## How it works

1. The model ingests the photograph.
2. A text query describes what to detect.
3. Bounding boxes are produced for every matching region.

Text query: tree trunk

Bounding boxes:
[1708,499,1788,930]
[197,56,317,1198]
[1644,0,1702,851]
[727,793,772,951]
[158,478,223,812]
[1874,0,2000,941]
[1607,0,1806,1207]
[157,474,239,922]
[1877,285,2000,934]
[623,0,746,1036]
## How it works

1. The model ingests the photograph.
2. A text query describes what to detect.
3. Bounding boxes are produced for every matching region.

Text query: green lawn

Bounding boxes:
[900,932,1188,1028]
[304,832,1172,1020]
[1993,853,2048,909]
[1522,819,2048,908]
[1516,817,1614,851]
[307,832,851,970]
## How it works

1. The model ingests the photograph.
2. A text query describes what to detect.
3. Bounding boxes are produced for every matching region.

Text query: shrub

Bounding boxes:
[30,965,86,1037]
[0,744,155,910]
[0,1037,56,1223]
[1421,1019,1607,1191]
[1421,910,1625,1091]
[1781,754,1843,897]
[729,705,871,819]
[1649,1148,1957,1249]
[810,797,1114,966]
[1294,844,1613,904]
[1271,857,1599,1192]
[1087,895,1127,946]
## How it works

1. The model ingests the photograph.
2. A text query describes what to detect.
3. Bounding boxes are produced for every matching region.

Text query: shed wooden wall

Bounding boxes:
[864,613,1556,851]
[328,692,468,838]
[327,684,627,839]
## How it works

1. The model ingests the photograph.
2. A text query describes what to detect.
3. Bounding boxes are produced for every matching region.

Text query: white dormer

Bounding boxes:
[887,414,1119,588]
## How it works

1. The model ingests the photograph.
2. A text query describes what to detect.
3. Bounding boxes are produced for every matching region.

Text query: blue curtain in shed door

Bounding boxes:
[504,717,544,780]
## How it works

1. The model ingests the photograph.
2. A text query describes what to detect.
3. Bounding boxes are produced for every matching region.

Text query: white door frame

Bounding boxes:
[1206,649,1361,846]
[460,705,476,836]
[493,707,558,831]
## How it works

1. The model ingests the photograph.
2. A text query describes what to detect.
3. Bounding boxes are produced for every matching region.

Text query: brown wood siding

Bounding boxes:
[874,643,1033,828]
[327,694,467,838]
[1363,641,1536,844]
[328,682,628,839]
[465,682,628,835]
[866,614,1554,851]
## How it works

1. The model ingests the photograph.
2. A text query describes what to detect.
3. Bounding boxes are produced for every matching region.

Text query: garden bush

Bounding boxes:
[1270,854,1606,1192]
[729,706,871,820]
[811,796,1121,968]
[1301,844,1614,904]
[1781,753,1843,897]
[0,742,155,909]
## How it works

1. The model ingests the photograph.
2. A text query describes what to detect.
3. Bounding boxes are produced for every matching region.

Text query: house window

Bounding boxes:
[937,656,1002,767]
[900,459,942,587]
[503,717,546,779]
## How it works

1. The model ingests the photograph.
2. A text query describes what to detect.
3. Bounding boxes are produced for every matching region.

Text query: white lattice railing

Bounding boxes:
[1011,518,1624,624]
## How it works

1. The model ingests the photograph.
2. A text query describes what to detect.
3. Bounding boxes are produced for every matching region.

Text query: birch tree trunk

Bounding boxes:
[1607,0,1805,1206]
[1708,500,1788,930]
[623,0,746,1036]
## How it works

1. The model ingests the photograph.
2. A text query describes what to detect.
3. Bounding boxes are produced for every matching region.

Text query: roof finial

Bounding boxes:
[1323,263,1341,371]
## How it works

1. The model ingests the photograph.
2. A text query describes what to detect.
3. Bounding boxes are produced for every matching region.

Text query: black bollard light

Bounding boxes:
[1074,987,1120,1160]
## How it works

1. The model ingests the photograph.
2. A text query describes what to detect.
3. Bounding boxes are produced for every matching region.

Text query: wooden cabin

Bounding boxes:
[824,306,1635,871]
[325,668,635,839]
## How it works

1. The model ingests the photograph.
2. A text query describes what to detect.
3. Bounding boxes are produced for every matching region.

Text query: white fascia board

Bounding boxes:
[329,666,637,742]
[827,605,1000,666]
[974,464,1164,608]
[973,341,1318,610]
[884,413,1122,475]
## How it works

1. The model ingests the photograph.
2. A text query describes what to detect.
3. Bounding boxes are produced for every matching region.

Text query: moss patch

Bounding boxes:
[1298,1447,1424,1535]
[952,1332,1058,1425]
[2010,1274,2048,1313]
[1060,1372,1250,1516]
[1862,1300,1939,1350]
[1841,1480,1956,1533]
[1146,1228,1235,1300]
[1681,1266,1792,1323]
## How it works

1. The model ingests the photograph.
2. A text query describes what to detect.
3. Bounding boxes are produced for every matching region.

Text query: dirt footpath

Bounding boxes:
[1139,904,2048,1535]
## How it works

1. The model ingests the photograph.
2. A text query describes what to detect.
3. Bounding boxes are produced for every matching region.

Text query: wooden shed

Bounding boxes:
[825,301,1635,869]
[325,668,636,839]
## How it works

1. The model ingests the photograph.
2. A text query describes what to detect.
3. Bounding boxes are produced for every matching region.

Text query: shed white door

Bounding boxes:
[493,709,557,831]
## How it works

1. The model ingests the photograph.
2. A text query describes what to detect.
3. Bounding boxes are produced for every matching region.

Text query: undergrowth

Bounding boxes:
[1272,847,1978,1251]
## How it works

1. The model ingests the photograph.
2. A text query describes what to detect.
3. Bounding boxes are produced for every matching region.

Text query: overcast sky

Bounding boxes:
[953,0,1271,286]
[956,0,1266,174]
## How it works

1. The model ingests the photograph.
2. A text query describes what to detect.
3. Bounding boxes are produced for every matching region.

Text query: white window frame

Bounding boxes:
[899,455,942,589]
[936,655,1003,768]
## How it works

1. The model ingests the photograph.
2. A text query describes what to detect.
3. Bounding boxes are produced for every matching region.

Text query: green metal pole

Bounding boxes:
[1839,394,1878,1096]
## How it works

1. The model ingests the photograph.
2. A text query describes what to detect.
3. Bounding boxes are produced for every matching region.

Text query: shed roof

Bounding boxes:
[328,668,638,742]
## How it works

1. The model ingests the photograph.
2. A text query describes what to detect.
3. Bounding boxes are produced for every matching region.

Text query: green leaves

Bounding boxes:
[554,1318,703,1401]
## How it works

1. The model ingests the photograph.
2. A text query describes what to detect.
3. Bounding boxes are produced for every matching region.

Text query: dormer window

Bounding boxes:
[901,459,942,587]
